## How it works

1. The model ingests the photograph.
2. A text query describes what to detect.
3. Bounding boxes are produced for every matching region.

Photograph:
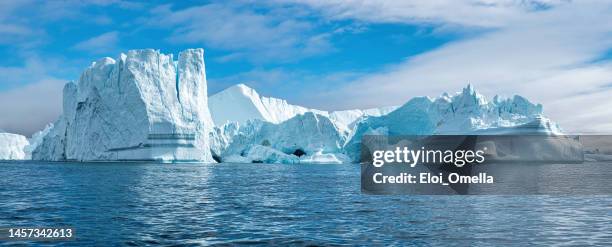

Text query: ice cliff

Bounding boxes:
[0,133,29,160]
[33,49,215,162]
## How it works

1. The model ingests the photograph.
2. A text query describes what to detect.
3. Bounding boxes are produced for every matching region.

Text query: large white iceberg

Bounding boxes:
[33,49,215,162]
[209,83,396,132]
[209,84,568,164]
[344,85,562,161]
[0,133,29,160]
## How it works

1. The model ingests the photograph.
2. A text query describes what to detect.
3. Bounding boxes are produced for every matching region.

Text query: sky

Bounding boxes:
[0,0,611,136]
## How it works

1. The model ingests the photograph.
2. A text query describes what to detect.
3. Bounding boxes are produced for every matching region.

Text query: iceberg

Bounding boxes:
[0,133,29,160]
[209,84,320,126]
[209,121,240,162]
[214,112,349,163]
[23,47,567,164]
[33,49,215,162]
[209,83,396,132]
[206,84,568,164]
[344,85,561,161]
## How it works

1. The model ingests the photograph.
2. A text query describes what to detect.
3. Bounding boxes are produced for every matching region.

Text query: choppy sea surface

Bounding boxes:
[1,161,611,246]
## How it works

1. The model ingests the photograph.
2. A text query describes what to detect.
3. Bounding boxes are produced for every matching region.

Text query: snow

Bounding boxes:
[209,84,316,126]
[33,49,215,162]
[0,133,29,160]
[209,83,397,132]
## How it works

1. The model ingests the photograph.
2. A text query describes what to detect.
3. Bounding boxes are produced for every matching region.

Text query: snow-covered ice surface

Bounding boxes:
[209,84,318,127]
[209,83,396,132]
[33,49,215,162]
[0,133,29,160]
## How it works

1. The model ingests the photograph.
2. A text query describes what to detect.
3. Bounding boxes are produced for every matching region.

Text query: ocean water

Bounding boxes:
[1,161,611,246]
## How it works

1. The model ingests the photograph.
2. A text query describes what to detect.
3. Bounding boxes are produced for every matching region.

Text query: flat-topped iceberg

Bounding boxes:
[33,49,215,162]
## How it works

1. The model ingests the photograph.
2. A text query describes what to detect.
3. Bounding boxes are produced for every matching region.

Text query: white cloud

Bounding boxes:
[73,31,120,53]
[297,1,612,133]
[0,57,56,89]
[0,79,65,136]
[0,1,135,46]
[0,1,38,45]
[148,3,333,62]
[286,0,565,28]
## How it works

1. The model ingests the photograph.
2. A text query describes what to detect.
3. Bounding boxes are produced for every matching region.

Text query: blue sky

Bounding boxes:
[1,0,612,135]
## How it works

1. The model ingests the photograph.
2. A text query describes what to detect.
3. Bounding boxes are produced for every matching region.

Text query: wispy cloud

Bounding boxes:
[0,57,59,89]
[0,1,143,47]
[73,31,120,53]
[35,0,144,22]
[147,3,333,62]
[2,0,611,135]
[286,0,565,28]
[298,1,612,133]
[0,1,39,45]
